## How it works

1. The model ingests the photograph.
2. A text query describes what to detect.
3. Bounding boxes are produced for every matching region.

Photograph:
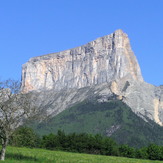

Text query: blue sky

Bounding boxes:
[0,0,162,86]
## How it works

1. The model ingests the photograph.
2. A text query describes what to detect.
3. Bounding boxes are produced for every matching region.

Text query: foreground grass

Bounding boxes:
[0,146,162,163]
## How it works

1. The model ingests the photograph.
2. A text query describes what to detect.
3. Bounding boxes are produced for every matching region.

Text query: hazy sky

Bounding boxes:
[0,0,162,86]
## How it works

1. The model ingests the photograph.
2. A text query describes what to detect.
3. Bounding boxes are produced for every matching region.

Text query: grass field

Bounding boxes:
[0,146,162,163]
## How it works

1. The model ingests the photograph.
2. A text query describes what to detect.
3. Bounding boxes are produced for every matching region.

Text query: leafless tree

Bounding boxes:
[0,79,38,161]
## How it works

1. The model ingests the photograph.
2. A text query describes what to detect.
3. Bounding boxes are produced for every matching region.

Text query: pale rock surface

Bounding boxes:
[21,30,143,92]
[21,30,163,126]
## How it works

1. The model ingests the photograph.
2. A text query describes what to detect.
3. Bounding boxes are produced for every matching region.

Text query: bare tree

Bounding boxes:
[0,79,37,160]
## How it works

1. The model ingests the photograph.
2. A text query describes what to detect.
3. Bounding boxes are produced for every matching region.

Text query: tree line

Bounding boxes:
[9,127,163,161]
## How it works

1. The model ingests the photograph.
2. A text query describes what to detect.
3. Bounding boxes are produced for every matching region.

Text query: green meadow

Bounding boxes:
[1,146,162,163]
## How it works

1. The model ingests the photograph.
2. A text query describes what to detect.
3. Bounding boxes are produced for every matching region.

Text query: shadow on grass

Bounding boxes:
[6,153,38,161]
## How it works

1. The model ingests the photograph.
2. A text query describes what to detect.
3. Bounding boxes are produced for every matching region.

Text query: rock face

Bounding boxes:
[109,78,163,126]
[21,29,163,126]
[21,30,143,93]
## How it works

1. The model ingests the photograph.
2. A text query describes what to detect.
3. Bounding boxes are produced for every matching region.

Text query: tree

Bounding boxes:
[135,147,148,159]
[147,144,162,160]
[10,126,40,148]
[119,144,135,158]
[0,79,38,160]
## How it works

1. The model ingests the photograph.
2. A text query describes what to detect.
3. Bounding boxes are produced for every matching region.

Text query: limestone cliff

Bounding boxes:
[21,29,143,93]
[21,30,163,126]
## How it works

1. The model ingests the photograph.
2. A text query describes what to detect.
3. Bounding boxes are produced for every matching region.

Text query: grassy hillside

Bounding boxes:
[28,100,163,148]
[2,146,162,163]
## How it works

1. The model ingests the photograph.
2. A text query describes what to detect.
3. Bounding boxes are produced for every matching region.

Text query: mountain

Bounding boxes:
[21,29,163,127]
[21,29,143,92]
[27,100,163,148]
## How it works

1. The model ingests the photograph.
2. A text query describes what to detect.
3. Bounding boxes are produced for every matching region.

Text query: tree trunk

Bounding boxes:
[0,138,8,161]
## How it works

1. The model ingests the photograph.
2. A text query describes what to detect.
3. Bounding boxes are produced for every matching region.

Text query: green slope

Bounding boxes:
[28,100,163,148]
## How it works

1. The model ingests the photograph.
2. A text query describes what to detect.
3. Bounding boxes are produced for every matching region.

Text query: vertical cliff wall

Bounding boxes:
[21,29,163,126]
[21,29,143,93]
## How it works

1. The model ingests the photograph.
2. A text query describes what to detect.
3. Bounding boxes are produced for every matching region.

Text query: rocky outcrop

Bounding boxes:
[21,29,163,126]
[21,29,143,93]
[109,77,163,126]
